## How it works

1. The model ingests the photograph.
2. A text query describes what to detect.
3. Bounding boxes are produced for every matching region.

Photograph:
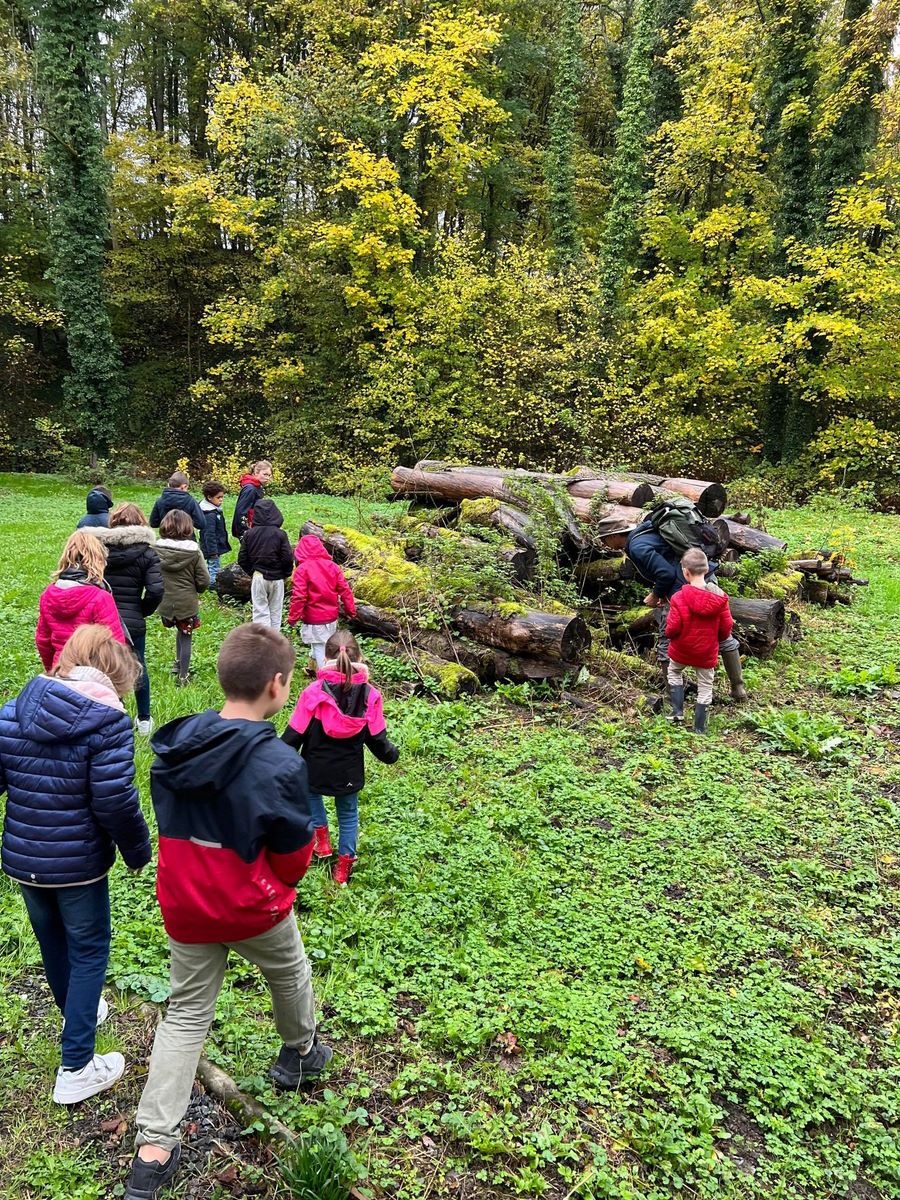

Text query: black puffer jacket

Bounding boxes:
[87,524,163,636]
[237,499,294,581]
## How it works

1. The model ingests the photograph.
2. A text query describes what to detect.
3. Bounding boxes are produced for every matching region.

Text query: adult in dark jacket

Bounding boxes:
[88,503,163,734]
[199,480,231,584]
[231,459,273,537]
[76,487,113,529]
[626,518,747,700]
[149,472,206,534]
[0,625,151,1105]
[238,498,293,630]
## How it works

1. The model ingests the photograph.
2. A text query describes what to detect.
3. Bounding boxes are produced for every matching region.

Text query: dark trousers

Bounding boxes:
[19,878,111,1070]
[131,629,151,720]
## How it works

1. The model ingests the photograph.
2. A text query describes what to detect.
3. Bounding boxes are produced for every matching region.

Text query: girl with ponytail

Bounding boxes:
[282,630,399,885]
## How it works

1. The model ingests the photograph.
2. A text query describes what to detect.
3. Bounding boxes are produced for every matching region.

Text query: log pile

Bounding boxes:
[213,459,868,704]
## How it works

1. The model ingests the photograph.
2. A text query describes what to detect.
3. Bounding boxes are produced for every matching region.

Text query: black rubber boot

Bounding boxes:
[721,647,749,702]
[668,684,685,722]
[269,1035,334,1090]
[694,703,710,734]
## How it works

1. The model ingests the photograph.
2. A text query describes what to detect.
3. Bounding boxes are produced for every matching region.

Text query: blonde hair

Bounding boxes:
[53,531,108,584]
[324,629,363,693]
[253,459,272,474]
[681,547,710,577]
[53,625,141,697]
[109,502,149,528]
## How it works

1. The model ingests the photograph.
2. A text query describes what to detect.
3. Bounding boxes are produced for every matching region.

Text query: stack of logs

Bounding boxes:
[215,459,867,697]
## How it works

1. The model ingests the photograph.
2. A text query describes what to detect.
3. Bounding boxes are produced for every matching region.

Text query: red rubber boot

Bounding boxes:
[313,826,333,858]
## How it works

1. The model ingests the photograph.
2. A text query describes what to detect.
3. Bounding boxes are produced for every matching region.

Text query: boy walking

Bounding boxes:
[124,626,332,1200]
[199,480,231,584]
[149,472,206,535]
[665,548,734,733]
[237,498,294,629]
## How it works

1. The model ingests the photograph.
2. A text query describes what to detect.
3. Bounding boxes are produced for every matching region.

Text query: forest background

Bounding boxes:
[1,0,899,500]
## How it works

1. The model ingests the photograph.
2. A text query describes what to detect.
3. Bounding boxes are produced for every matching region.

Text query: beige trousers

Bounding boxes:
[135,913,316,1150]
[668,659,715,705]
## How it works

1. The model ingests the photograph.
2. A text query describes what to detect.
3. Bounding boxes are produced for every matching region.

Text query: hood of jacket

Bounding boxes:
[156,538,201,554]
[151,709,280,798]
[14,674,122,744]
[290,671,376,739]
[85,488,113,515]
[295,534,329,564]
[200,499,223,513]
[251,498,284,528]
[676,584,729,616]
[43,578,104,617]
[239,473,261,488]
[88,524,156,549]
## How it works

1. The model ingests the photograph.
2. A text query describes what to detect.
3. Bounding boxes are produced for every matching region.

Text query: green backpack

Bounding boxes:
[646,496,713,555]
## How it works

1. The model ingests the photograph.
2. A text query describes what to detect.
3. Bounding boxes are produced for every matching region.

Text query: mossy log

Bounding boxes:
[371,639,479,697]
[616,473,728,517]
[404,520,535,582]
[713,518,788,554]
[453,602,591,661]
[728,596,787,652]
[567,477,656,507]
[300,520,353,563]
[215,562,293,602]
[574,555,628,587]
[351,604,578,683]
[459,498,537,550]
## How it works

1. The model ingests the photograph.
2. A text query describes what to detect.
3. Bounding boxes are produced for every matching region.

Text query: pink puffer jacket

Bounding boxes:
[35,579,127,671]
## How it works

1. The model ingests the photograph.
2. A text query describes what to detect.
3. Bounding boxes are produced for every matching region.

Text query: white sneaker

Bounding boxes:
[63,996,109,1030]
[136,718,154,736]
[53,1051,125,1104]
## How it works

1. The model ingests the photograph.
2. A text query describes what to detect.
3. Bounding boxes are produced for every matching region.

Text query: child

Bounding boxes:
[237,498,293,629]
[123,625,330,1200]
[282,630,399,885]
[199,480,231,584]
[665,547,734,733]
[149,471,207,535]
[36,531,127,671]
[156,510,210,686]
[76,485,113,529]
[0,625,151,1104]
[287,532,356,668]
[231,459,273,538]
[89,503,163,736]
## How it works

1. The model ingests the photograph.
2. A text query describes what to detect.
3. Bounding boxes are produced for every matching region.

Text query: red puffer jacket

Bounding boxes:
[288,535,356,627]
[35,576,127,671]
[665,584,733,669]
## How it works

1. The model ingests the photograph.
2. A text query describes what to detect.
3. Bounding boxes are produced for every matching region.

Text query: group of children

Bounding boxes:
[0,463,742,1198]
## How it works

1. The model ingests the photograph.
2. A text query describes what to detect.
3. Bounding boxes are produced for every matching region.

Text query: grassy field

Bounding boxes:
[0,473,897,1200]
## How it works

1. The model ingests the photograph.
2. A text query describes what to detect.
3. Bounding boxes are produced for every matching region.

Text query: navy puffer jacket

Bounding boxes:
[0,673,151,886]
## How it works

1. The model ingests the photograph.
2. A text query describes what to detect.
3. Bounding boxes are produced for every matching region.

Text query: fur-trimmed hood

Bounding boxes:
[86,524,157,548]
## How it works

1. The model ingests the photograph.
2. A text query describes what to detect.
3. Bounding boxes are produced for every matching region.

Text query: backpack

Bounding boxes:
[646,497,720,556]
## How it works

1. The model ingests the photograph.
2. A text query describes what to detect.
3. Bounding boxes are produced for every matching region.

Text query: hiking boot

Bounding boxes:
[668,684,685,722]
[313,826,333,858]
[333,854,356,886]
[694,703,710,734]
[124,1145,182,1199]
[269,1036,334,1090]
[721,647,749,702]
[53,1052,125,1105]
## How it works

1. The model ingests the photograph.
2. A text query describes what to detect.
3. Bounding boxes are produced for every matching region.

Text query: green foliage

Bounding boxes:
[721,548,791,595]
[747,707,854,760]
[544,0,584,268]
[827,662,899,695]
[277,1127,364,1199]
[14,1149,106,1200]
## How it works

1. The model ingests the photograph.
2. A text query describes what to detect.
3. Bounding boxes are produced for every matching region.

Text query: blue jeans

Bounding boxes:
[20,879,111,1070]
[131,630,151,721]
[308,792,359,857]
[207,557,221,584]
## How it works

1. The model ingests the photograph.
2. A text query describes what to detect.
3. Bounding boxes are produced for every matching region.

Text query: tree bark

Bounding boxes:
[453,603,590,661]
[728,596,786,647]
[714,519,788,554]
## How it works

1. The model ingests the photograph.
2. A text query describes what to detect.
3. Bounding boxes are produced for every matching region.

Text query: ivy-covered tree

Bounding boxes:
[599,0,657,307]
[815,0,890,225]
[32,0,123,455]
[544,0,584,268]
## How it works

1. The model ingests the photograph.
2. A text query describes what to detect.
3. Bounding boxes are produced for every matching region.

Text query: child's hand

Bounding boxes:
[643,591,660,608]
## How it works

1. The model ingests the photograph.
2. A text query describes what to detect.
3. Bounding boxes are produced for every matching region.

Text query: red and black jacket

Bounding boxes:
[150,710,314,944]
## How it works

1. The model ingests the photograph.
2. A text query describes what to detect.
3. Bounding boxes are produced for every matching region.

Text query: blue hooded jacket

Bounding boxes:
[76,488,113,529]
[0,674,151,886]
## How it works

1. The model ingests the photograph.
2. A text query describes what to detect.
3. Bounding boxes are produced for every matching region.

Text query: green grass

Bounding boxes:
[0,474,898,1199]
